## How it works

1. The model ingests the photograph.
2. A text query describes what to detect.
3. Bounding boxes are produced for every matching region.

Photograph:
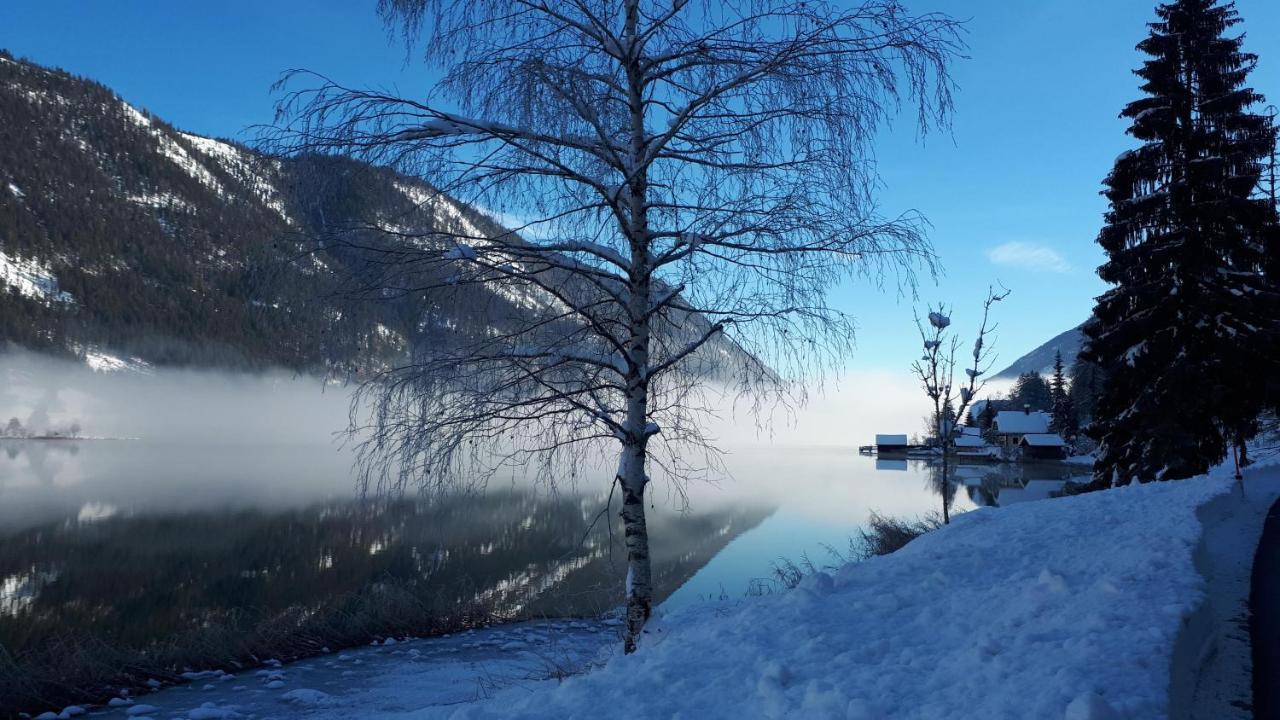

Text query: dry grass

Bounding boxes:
[748,511,943,596]
[854,511,944,560]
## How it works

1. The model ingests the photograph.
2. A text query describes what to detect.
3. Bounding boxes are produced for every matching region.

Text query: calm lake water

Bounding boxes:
[0,439,1090,659]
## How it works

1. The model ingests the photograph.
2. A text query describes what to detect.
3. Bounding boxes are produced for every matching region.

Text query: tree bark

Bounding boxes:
[619,442,652,654]
[618,0,655,655]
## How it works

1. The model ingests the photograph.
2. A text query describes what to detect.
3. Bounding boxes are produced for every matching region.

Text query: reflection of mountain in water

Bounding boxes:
[0,486,770,710]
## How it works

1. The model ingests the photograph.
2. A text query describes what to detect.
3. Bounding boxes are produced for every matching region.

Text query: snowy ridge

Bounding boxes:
[995,324,1085,379]
[180,132,294,225]
[441,477,1229,720]
[393,181,567,315]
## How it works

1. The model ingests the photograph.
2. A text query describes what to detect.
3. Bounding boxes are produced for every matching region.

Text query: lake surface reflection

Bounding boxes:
[0,438,1089,709]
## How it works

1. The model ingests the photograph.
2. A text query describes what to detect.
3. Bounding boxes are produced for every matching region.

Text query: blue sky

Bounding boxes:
[3,1,1278,373]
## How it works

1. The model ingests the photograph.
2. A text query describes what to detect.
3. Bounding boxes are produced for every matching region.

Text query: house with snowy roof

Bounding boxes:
[991,408,1052,447]
[1019,433,1068,460]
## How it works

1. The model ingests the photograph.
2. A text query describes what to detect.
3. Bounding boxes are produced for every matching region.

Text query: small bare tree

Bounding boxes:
[269,0,962,652]
[912,287,1007,523]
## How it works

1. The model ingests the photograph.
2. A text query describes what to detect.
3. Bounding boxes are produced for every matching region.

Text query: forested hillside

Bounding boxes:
[0,50,542,372]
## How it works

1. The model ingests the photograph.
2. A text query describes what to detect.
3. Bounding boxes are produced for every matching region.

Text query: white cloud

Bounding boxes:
[985,241,1072,274]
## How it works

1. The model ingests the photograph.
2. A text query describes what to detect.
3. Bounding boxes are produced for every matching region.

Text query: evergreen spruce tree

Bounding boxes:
[1009,371,1053,411]
[1082,0,1280,484]
[1050,350,1079,438]
[978,401,998,431]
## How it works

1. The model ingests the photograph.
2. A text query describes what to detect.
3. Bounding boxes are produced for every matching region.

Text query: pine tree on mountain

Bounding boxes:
[1050,350,1079,439]
[1082,0,1280,484]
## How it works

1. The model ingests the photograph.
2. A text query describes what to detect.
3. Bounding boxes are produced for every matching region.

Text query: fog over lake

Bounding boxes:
[0,350,1085,696]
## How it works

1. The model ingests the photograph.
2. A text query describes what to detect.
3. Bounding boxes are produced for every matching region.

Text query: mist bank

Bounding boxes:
[0,347,1011,450]
[0,347,1009,529]
[0,349,352,445]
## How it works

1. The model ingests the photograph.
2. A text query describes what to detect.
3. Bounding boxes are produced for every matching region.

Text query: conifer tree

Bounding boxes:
[1083,0,1280,484]
[1009,371,1053,411]
[1050,350,1078,438]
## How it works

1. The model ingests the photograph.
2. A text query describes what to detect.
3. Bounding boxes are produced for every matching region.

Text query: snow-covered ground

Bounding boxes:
[50,461,1280,720]
[58,620,619,720]
[425,476,1233,720]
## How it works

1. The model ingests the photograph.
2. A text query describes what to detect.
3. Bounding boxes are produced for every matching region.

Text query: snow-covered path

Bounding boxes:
[1178,466,1280,720]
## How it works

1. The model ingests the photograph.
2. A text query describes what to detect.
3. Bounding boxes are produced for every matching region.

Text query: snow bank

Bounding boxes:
[440,478,1230,720]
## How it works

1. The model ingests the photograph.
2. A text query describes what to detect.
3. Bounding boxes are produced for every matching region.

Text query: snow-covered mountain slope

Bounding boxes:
[994,324,1085,379]
[0,51,582,372]
[0,50,756,379]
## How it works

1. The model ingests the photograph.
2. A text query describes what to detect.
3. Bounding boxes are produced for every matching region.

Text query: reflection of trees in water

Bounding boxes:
[0,439,81,489]
[925,461,1092,511]
[0,489,769,664]
[925,464,959,519]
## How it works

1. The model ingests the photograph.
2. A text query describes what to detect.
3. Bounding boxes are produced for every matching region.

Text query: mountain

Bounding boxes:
[0,51,597,374]
[993,324,1085,380]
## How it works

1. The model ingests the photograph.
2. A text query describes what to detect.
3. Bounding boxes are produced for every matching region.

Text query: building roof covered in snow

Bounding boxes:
[875,434,909,446]
[954,434,987,448]
[1021,433,1067,447]
[993,410,1051,435]
[957,425,983,437]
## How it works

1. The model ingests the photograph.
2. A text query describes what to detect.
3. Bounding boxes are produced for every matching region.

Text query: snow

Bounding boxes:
[435,475,1231,719]
[127,191,193,212]
[61,462,1278,720]
[179,132,294,224]
[87,620,614,719]
[1180,471,1280,718]
[1022,433,1067,447]
[8,182,24,198]
[117,102,229,200]
[0,250,74,303]
[443,244,477,261]
[993,410,1051,435]
[84,350,153,374]
[927,311,950,329]
[120,101,153,129]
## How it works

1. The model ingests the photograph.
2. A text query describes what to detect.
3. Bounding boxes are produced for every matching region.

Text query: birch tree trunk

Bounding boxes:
[618,441,652,653]
[619,0,654,653]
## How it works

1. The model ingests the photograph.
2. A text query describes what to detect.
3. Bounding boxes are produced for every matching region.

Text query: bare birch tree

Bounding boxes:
[269,0,962,652]
[912,287,1007,523]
